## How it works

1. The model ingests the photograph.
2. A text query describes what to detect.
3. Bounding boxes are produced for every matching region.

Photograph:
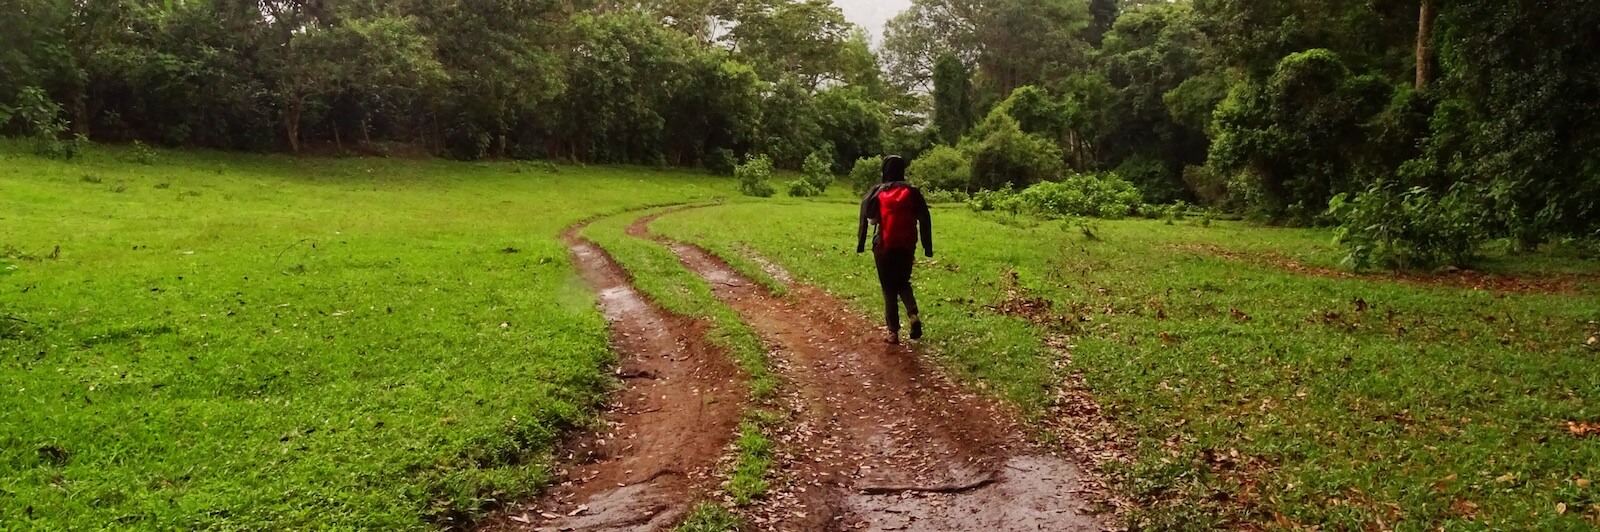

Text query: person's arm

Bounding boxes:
[857,185,880,253]
[915,187,934,257]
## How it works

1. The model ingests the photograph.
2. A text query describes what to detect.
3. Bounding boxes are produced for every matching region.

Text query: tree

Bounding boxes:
[1208,49,1392,220]
[726,0,855,89]
[880,0,982,92]
[1414,0,1435,88]
[1096,1,1213,200]
[931,52,973,145]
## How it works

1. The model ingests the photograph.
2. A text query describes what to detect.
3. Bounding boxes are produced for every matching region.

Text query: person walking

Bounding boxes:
[857,155,933,344]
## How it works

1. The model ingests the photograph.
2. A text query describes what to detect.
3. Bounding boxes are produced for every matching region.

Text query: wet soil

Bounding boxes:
[630,214,1108,531]
[480,224,746,531]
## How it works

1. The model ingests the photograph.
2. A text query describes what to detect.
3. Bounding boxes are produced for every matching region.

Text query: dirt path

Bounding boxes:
[481,224,746,531]
[630,214,1108,531]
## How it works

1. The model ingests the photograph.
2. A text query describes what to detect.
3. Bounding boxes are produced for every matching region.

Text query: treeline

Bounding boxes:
[0,0,890,168]
[4,1,1598,267]
[882,0,1599,267]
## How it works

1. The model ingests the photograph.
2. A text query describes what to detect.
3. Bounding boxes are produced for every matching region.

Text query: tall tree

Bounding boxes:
[880,0,982,92]
[931,51,973,145]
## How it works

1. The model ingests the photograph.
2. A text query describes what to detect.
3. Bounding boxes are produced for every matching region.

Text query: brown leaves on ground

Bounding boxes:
[1170,244,1596,295]
[1566,421,1600,437]
[1450,499,1481,520]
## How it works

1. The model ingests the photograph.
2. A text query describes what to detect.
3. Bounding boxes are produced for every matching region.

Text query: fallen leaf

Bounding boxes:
[1557,502,1567,515]
[539,512,560,519]
[1496,473,1517,483]
[1576,478,1590,488]
[568,504,589,516]
[509,514,530,524]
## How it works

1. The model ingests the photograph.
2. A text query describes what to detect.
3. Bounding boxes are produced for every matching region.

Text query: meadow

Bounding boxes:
[4,143,1598,530]
[652,200,1600,528]
[0,143,726,529]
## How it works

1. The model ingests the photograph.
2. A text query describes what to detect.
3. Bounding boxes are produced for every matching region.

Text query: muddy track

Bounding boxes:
[630,213,1107,531]
[481,223,746,531]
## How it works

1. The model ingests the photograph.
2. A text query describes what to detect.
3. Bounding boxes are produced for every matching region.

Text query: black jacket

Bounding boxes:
[857,181,933,257]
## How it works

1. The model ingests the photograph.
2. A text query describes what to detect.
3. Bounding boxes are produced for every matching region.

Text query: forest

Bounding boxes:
[4,1,1599,529]
[2,0,1597,265]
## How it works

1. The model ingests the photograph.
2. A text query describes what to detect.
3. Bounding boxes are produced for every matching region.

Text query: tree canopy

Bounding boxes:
[4,0,1598,266]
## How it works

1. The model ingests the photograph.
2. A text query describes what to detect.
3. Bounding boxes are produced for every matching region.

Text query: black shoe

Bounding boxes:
[909,319,923,340]
[886,330,900,344]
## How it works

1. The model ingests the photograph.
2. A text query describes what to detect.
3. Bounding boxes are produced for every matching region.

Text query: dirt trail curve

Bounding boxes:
[481,224,746,532]
[630,212,1108,531]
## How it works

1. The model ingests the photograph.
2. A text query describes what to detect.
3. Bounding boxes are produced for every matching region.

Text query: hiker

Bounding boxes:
[857,155,933,344]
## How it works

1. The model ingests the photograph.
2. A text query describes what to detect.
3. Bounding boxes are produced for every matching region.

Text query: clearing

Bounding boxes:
[5,145,1598,530]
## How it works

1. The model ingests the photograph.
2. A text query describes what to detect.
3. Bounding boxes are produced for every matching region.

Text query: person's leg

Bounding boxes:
[892,249,922,339]
[873,249,902,341]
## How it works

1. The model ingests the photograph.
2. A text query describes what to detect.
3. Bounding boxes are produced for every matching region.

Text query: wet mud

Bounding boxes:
[481,224,746,532]
[632,213,1108,531]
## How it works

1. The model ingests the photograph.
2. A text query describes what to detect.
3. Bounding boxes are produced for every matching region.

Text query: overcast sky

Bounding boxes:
[835,0,914,44]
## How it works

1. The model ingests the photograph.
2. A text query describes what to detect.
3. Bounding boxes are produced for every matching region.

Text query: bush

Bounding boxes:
[130,141,158,165]
[735,154,776,198]
[1115,156,1184,204]
[967,185,1017,212]
[708,148,738,176]
[787,179,822,197]
[967,114,1064,190]
[1007,173,1144,219]
[1181,165,1229,207]
[801,150,834,192]
[924,189,970,204]
[908,145,971,192]
[10,86,80,160]
[1328,182,1487,270]
[848,155,884,194]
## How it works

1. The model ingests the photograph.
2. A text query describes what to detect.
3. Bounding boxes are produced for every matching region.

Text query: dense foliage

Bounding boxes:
[0,0,888,170]
[881,0,1600,267]
[5,0,1597,266]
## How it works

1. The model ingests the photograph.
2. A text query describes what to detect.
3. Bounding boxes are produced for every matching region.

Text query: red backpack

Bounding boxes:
[877,184,919,250]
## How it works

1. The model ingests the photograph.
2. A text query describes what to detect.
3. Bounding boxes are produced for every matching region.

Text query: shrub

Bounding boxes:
[708,148,738,176]
[848,155,884,194]
[967,114,1064,190]
[924,189,970,204]
[735,154,776,198]
[130,141,158,165]
[1328,182,1487,270]
[1115,156,1183,204]
[967,185,1017,212]
[801,150,834,192]
[908,145,971,192]
[787,179,822,197]
[1007,173,1144,219]
[1181,165,1229,207]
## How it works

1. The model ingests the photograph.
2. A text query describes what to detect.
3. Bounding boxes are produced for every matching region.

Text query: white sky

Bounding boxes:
[834,0,914,44]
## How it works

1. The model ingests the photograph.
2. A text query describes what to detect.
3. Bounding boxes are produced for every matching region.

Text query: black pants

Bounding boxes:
[873,247,919,332]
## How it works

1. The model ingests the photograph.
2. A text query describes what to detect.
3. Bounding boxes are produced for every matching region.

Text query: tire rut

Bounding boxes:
[481,222,746,532]
[630,213,1108,531]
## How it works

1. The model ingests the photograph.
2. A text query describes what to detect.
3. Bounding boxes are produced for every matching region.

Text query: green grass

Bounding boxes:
[0,142,730,530]
[653,202,1600,529]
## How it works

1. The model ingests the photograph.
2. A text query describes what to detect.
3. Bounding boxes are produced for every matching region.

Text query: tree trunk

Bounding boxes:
[1415,0,1436,89]
[286,97,304,153]
[72,91,90,137]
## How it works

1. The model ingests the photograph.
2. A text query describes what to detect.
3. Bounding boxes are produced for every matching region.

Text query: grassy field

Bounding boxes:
[0,144,728,529]
[653,201,1600,529]
[5,142,1597,530]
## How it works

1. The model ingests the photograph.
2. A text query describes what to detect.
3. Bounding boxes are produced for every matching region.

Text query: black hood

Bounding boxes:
[881,155,907,183]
